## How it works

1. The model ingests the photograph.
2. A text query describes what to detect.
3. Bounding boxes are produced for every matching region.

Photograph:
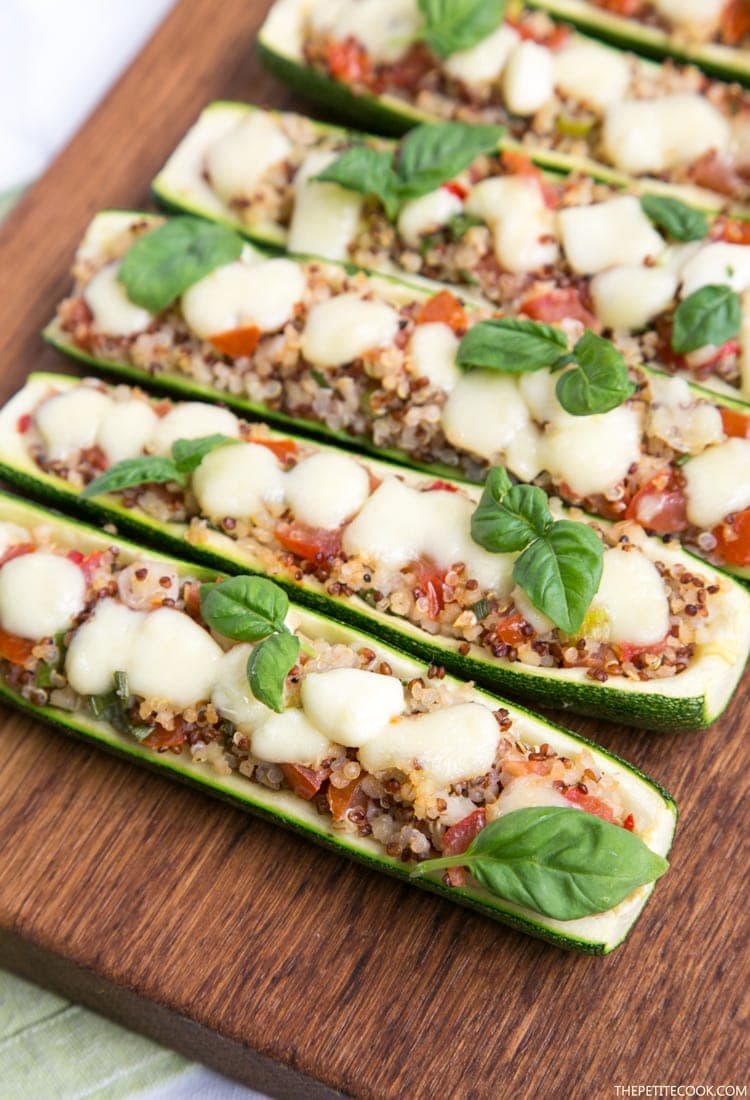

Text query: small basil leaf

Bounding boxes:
[671,284,742,355]
[118,217,244,312]
[395,122,504,199]
[556,331,636,416]
[80,456,181,498]
[171,433,236,475]
[200,576,290,641]
[247,631,301,713]
[314,146,401,220]
[640,194,708,242]
[457,318,567,373]
[472,480,552,553]
[418,0,506,57]
[513,520,603,634]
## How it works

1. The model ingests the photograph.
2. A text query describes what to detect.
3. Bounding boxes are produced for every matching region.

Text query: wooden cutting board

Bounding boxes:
[0,3,748,1097]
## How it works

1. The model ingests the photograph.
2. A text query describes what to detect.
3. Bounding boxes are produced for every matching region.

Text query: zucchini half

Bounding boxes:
[255,0,746,217]
[0,490,677,954]
[526,0,750,86]
[3,373,749,732]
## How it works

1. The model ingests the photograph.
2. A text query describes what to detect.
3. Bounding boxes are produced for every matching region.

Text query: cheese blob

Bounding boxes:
[309,0,420,62]
[466,176,558,273]
[441,371,540,472]
[397,187,463,249]
[125,607,222,707]
[553,40,630,113]
[301,294,401,368]
[409,322,461,391]
[0,552,86,639]
[284,452,370,530]
[501,41,554,116]
[590,265,678,331]
[359,703,499,790]
[652,0,723,34]
[192,442,285,519]
[444,23,519,86]
[252,709,335,768]
[211,643,273,733]
[148,402,239,455]
[558,196,664,275]
[683,438,750,528]
[602,95,730,175]
[65,599,145,696]
[96,399,159,464]
[301,668,405,747]
[589,548,670,646]
[492,774,573,817]
[84,262,154,336]
[679,243,750,299]
[204,111,293,204]
[35,387,114,461]
[542,404,642,498]
[646,373,723,454]
[181,258,305,338]
[288,149,365,262]
[0,522,31,557]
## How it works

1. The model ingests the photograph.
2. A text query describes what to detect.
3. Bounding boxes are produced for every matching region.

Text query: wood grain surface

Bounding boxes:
[0,2,748,1097]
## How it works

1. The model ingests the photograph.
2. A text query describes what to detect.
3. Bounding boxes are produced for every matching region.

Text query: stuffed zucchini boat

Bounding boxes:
[45,212,750,580]
[0,491,677,952]
[257,0,750,213]
[526,0,750,85]
[2,374,749,730]
[153,102,750,399]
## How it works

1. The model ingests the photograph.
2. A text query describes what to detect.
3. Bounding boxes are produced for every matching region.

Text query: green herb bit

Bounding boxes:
[80,434,235,499]
[417,0,507,58]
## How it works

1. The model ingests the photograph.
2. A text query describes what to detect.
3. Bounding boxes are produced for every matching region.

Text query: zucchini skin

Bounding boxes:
[0,490,677,953]
[5,375,750,731]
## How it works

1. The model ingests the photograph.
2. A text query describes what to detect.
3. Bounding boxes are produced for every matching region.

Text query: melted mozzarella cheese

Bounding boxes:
[0,522,30,557]
[211,644,273,732]
[679,242,750,298]
[543,404,642,497]
[590,548,670,646]
[204,111,293,204]
[553,40,630,113]
[466,176,558,273]
[65,599,145,696]
[148,403,239,455]
[35,388,114,460]
[181,258,305,338]
[126,607,222,707]
[96,400,159,464]
[342,477,424,569]
[444,23,519,86]
[301,294,401,368]
[284,451,370,529]
[192,442,285,519]
[646,373,723,454]
[310,0,420,62]
[252,708,334,767]
[501,41,554,116]
[590,265,677,331]
[652,0,723,33]
[409,322,461,391]
[301,668,405,747]
[512,585,554,636]
[491,774,573,817]
[602,95,730,175]
[441,371,539,469]
[359,703,499,790]
[419,490,516,593]
[0,552,86,639]
[683,438,750,528]
[287,149,364,262]
[397,187,463,248]
[558,196,665,275]
[84,262,153,336]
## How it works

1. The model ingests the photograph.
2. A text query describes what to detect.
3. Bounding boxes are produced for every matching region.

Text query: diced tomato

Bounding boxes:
[617,636,669,665]
[521,287,597,328]
[16,413,31,433]
[503,757,552,778]
[325,37,371,83]
[327,776,369,822]
[622,814,636,832]
[689,150,743,199]
[385,43,434,88]
[252,436,298,463]
[442,180,468,201]
[711,215,750,245]
[280,763,329,801]
[506,17,571,48]
[411,558,447,620]
[721,0,750,44]
[416,290,467,333]
[423,479,459,493]
[592,0,643,14]
[625,471,688,535]
[502,149,561,208]
[79,550,107,584]
[713,508,750,567]
[0,543,35,567]
[494,612,528,647]
[209,324,261,359]
[0,629,36,666]
[692,340,741,369]
[720,406,750,439]
[275,521,342,562]
[143,724,186,750]
[563,785,615,824]
[441,808,486,888]
[183,581,202,621]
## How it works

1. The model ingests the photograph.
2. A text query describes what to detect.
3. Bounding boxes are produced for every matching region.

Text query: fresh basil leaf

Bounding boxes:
[457,318,567,373]
[200,576,289,641]
[472,475,552,553]
[395,122,504,199]
[314,146,401,220]
[118,217,244,312]
[513,520,603,634]
[247,631,300,713]
[80,456,181,498]
[555,331,636,416]
[640,194,708,242]
[418,0,506,57]
[171,433,235,475]
[413,807,668,920]
[671,284,742,354]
